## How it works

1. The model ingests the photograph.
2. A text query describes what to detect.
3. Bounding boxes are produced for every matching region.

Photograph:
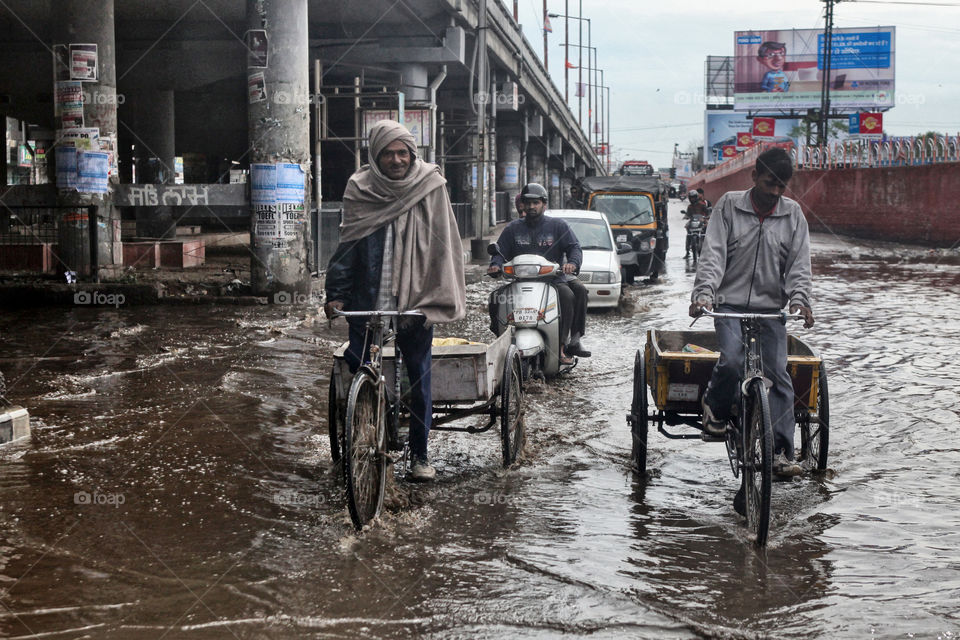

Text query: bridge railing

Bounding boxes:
[793,134,960,170]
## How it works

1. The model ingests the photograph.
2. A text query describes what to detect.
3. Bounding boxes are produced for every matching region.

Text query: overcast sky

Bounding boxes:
[507,0,960,168]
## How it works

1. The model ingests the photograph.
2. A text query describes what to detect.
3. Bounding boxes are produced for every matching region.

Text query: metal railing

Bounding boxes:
[0,205,100,280]
[451,202,474,239]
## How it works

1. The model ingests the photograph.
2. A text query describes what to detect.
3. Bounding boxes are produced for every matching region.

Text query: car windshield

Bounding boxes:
[588,194,655,226]
[560,218,612,251]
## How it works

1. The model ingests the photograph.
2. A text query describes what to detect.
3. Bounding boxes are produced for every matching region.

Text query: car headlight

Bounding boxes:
[592,271,616,284]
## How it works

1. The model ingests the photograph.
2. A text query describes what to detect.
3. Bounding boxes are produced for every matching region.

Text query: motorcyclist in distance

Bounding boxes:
[684,189,710,258]
[488,183,591,364]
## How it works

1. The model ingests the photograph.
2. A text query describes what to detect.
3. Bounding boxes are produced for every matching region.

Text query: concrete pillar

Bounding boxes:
[496,134,521,220]
[527,145,547,193]
[399,63,429,103]
[134,90,175,239]
[247,0,311,299]
[55,0,120,278]
[548,170,561,209]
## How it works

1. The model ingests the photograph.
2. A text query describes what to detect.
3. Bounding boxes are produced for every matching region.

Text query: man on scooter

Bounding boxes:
[684,190,710,258]
[487,182,591,365]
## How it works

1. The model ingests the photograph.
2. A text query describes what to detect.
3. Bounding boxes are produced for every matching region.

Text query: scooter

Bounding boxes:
[686,216,705,262]
[487,244,576,380]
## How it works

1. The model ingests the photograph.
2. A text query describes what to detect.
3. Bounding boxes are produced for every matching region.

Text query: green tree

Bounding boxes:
[789,119,849,145]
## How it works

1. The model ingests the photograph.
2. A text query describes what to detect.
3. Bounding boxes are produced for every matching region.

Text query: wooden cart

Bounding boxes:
[328,328,524,467]
[627,329,829,475]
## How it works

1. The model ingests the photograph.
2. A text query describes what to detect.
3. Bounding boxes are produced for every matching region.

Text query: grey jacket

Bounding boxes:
[692,189,811,311]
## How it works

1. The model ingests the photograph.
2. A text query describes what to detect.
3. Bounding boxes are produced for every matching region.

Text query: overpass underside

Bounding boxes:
[0,0,601,294]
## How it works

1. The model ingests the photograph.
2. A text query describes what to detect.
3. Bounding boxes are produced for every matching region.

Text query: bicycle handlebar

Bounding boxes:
[332,310,424,318]
[690,308,804,327]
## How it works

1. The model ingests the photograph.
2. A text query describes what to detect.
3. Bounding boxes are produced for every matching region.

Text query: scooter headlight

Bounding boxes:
[513,264,541,278]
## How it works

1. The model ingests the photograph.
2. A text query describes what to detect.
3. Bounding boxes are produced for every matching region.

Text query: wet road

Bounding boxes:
[1,201,959,638]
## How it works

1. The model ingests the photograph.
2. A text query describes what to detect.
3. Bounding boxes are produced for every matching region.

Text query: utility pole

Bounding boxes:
[542,0,548,68]
[578,0,583,126]
[474,0,487,242]
[818,0,836,146]
[564,1,569,102]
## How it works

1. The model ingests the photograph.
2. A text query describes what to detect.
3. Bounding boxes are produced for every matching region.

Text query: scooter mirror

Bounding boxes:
[487,243,501,257]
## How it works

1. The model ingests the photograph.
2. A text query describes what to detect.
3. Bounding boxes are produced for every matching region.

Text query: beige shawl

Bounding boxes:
[341,120,466,325]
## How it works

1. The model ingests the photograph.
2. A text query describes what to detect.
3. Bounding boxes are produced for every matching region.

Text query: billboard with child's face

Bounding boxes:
[733,27,895,111]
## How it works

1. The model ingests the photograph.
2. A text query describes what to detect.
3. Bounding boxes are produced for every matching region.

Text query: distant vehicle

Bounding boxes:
[546,209,622,309]
[579,176,669,284]
[618,160,655,177]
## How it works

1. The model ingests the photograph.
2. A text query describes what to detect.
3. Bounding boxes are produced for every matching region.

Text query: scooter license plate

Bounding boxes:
[513,308,539,324]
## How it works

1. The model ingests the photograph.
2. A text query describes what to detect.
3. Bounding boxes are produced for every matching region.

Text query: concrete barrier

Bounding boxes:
[692,161,960,247]
[0,406,30,444]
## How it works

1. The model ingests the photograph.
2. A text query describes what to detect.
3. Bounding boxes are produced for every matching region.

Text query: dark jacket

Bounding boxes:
[490,214,583,273]
[324,226,387,311]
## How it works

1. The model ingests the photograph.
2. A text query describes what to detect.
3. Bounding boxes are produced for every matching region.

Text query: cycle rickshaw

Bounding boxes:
[626,310,829,545]
[327,311,525,530]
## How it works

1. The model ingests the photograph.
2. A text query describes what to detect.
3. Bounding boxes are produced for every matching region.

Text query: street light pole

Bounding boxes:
[564,1,569,102]
[549,11,591,134]
[542,0,548,69]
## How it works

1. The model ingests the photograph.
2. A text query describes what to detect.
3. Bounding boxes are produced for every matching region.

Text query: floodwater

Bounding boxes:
[1,202,959,639]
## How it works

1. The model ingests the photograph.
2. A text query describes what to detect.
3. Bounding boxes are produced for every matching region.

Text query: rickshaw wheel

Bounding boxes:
[801,362,830,471]
[328,373,343,464]
[500,346,525,467]
[344,370,387,530]
[630,350,649,475]
[744,380,773,546]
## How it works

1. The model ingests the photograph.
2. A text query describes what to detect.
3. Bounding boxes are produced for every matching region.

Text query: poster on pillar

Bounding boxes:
[248,72,267,104]
[69,44,98,82]
[251,163,305,250]
[55,81,84,129]
[246,30,268,68]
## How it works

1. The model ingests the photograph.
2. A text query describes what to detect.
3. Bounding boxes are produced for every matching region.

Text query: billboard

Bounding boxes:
[704,112,802,165]
[734,27,895,111]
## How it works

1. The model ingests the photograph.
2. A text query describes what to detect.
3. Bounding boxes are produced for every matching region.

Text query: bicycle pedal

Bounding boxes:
[699,432,726,442]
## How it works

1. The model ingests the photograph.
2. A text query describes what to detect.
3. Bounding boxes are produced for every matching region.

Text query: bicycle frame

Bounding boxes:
[692,309,793,476]
[334,310,424,454]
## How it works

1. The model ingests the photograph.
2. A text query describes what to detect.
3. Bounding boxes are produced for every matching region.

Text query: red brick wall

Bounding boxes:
[692,162,960,247]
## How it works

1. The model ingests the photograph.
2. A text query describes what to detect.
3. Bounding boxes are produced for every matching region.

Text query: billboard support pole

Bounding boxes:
[818,0,836,146]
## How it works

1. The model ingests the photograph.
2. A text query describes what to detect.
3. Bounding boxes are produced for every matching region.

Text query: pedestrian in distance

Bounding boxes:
[689,146,814,498]
[324,120,467,482]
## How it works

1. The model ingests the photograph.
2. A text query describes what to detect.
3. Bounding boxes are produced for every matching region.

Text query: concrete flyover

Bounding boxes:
[0,0,602,295]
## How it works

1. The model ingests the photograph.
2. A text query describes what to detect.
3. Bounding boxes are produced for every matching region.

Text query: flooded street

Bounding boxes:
[1,201,959,639]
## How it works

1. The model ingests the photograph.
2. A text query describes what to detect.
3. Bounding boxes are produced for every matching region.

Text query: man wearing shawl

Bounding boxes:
[325,120,466,482]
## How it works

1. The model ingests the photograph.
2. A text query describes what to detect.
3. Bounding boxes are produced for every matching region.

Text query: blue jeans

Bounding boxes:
[345,318,433,460]
[703,306,795,458]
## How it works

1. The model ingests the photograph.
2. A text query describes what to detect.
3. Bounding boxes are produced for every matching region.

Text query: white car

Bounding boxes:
[546,209,622,309]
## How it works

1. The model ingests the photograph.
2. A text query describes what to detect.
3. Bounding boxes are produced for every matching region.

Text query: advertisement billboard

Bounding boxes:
[733,27,895,111]
[704,112,802,165]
